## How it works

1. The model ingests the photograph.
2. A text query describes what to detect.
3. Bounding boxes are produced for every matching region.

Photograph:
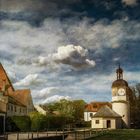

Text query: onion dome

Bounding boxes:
[112,79,128,88]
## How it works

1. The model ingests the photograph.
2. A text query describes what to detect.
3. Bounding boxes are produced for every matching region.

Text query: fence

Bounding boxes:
[1,128,108,140]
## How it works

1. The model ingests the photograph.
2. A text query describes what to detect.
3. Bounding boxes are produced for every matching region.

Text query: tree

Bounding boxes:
[44,99,86,127]
[71,100,86,127]
[130,85,140,128]
[29,112,47,131]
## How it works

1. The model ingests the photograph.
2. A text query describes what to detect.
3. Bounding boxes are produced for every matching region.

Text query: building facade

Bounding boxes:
[84,102,112,121]
[0,63,34,134]
[91,65,132,129]
[112,65,131,128]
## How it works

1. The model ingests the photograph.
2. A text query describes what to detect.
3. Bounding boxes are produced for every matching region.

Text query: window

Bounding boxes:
[8,104,10,110]
[11,105,13,111]
[95,120,99,124]
[15,106,16,112]
[90,113,93,117]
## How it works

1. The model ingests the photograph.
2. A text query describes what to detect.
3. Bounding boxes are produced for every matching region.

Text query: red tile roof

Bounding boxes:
[85,102,112,112]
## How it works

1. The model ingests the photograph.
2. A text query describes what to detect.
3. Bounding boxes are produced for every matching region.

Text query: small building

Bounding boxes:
[34,105,47,115]
[91,105,122,129]
[84,102,112,121]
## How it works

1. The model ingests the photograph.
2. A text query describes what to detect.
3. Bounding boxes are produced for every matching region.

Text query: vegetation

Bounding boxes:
[45,99,86,125]
[6,99,86,132]
[88,129,140,140]
[29,112,47,131]
[6,116,31,132]
[130,84,140,128]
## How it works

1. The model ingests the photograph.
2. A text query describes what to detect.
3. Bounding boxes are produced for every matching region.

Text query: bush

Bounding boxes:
[29,112,47,131]
[6,116,31,132]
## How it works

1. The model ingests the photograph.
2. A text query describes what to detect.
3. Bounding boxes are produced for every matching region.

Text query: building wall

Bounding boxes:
[91,118,104,128]
[112,102,130,128]
[7,103,27,116]
[84,112,96,121]
[0,100,7,113]
[26,94,34,114]
[91,117,120,129]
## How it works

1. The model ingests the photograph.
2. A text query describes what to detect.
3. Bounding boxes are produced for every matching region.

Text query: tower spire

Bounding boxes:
[116,63,123,80]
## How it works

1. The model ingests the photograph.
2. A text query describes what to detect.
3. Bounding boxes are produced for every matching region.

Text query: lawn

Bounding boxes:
[88,129,140,140]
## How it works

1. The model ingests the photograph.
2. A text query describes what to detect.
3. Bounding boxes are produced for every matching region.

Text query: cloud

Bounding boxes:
[42,95,71,104]
[33,56,49,66]
[0,18,140,103]
[53,45,96,68]
[32,87,59,99]
[122,0,138,6]
[14,74,40,87]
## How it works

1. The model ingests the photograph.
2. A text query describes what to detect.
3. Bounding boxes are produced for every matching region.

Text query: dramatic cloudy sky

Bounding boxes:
[0,0,140,104]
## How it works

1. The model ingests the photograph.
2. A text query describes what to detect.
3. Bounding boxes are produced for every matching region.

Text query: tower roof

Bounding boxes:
[92,105,121,118]
[112,79,128,87]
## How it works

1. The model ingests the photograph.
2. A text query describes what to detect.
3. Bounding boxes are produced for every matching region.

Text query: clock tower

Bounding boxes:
[112,65,130,128]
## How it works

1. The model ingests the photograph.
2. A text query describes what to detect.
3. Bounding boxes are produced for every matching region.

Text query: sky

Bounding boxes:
[0,0,140,104]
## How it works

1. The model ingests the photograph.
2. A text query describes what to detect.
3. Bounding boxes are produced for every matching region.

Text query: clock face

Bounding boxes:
[118,88,125,96]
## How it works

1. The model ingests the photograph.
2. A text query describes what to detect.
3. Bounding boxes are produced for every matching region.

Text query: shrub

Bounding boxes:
[6,116,31,132]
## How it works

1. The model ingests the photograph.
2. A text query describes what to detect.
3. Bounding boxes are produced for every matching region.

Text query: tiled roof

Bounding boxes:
[85,102,112,112]
[9,89,31,106]
[0,63,15,93]
[93,105,121,118]
[8,96,26,107]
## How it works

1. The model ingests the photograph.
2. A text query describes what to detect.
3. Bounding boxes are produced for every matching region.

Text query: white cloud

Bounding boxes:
[42,95,71,104]
[33,56,49,66]
[53,44,96,68]
[33,87,59,99]
[14,74,40,87]
[0,19,140,103]
[122,0,138,6]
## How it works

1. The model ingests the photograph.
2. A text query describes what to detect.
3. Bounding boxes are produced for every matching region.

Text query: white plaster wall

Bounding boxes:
[84,112,96,121]
[112,102,130,128]
[112,96,127,102]
[91,118,104,128]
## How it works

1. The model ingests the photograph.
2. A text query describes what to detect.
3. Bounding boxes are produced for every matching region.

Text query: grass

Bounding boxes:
[88,129,140,140]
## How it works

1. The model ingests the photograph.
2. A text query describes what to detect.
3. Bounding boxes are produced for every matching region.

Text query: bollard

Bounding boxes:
[75,130,77,140]
[47,129,48,137]
[31,132,33,140]
[84,129,85,140]
[17,133,19,140]
[37,131,39,139]
[28,132,29,140]
[62,129,65,140]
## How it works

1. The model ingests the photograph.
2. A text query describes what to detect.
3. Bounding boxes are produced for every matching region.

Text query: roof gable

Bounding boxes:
[9,89,33,106]
[85,102,112,112]
[93,105,121,118]
[0,63,15,93]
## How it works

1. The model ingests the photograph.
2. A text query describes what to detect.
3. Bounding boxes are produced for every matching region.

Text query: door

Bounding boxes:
[0,116,4,135]
[107,120,111,128]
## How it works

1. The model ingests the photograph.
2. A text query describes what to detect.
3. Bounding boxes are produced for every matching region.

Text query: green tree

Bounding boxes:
[29,112,47,131]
